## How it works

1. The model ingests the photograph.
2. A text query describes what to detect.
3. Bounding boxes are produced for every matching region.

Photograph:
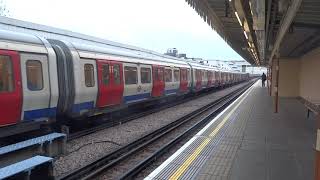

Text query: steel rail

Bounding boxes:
[67,83,243,141]
[58,80,255,180]
[120,81,255,179]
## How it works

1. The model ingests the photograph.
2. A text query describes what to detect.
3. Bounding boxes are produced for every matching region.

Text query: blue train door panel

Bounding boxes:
[0,50,22,126]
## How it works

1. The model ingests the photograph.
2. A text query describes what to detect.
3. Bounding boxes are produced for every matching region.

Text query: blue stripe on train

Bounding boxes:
[165,89,178,95]
[24,107,57,121]
[124,93,151,103]
[72,101,95,113]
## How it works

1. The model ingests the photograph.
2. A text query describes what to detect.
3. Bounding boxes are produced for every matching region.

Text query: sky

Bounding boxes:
[3,0,243,60]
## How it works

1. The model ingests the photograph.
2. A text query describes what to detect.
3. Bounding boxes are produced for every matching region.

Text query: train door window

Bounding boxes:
[165,69,172,82]
[26,60,43,91]
[124,66,137,84]
[84,64,95,87]
[141,67,151,84]
[113,64,121,84]
[158,68,164,81]
[187,69,190,81]
[102,64,109,85]
[180,70,184,81]
[182,69,187,81]
[174,69,180,82]
[154,67,158,81]
[0,55,14,92]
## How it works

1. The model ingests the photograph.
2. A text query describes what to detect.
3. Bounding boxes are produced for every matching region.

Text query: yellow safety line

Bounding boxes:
[169,86,254,180]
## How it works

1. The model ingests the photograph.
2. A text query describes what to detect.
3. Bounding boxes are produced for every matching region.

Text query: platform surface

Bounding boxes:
[146,81,316,180]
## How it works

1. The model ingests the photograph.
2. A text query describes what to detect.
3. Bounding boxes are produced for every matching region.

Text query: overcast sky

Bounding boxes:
[4,0,243,60]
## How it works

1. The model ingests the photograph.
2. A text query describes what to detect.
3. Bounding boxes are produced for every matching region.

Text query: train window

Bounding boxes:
[0,55,14,92]
[26,60,43,91]
[165,69,172,82]
[124,66,137,84]
[174,70,180,82]
[141,67,151,84]
[113,64,121,85]
[102,64,109,85]
[84,64,95,87]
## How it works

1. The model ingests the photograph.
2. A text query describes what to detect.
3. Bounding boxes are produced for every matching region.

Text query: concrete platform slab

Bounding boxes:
[145,81,316,180]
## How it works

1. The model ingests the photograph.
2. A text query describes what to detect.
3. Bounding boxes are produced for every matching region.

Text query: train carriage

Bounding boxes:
[0,30,59,135]
[0,29,250,138]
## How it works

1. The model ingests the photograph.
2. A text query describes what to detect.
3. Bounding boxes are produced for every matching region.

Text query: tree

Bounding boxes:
[0,0,9,17]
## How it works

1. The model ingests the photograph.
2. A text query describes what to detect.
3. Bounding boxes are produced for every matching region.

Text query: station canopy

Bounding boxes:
[186,0,320,66]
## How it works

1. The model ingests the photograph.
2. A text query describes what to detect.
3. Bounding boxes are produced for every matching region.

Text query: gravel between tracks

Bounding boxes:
[54,82,249,177]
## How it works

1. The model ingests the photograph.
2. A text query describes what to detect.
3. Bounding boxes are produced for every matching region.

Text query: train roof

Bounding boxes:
[0,16,194,67]
[0,17,187,60]
[69,41,190,68]
[187,61,220,71]
[0,30,48,54]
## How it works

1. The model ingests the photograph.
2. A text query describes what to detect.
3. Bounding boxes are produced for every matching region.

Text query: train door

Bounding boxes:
[202,70,207,87]
[139,64,152,98]
[20,53,51,121]
[212,70,216,87]
[187,68,191,89]
[179,68,188,92]
[208,71,212,87]
[164,67,175,95]
[97,60,124,107]
[196,69,202,90]
[152,65,165,97]
[0,50,22,126]
[216,71,221,86]
[173,68,180,92]
[111,62,124,104]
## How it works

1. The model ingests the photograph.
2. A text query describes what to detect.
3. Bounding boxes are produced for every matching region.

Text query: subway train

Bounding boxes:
[0,29,249,137]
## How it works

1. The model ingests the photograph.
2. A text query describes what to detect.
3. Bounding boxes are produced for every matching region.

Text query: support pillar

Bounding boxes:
[274,53,280,113]
[267,67,270,94]
[269,65,272,96]
[315,113,320,180]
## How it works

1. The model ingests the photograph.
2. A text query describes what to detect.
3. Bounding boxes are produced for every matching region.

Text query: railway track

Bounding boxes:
[58,80,255,180]
[67,83,245,141]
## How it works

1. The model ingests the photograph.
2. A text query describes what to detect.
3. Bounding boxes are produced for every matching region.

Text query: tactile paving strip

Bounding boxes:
[152,105,243,179]
[147,82,257,180]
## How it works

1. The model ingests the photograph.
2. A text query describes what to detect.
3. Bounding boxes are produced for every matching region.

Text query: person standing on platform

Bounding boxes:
[261,72,266,87]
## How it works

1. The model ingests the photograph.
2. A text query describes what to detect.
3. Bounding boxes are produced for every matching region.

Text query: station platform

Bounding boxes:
[146,80,316,180]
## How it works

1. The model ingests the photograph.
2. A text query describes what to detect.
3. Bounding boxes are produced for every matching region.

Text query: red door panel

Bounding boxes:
[152,65,165,97]
[97,60,112,107]
[179,68,188,92]
[110,62,124,104]
[97,60,124,107]
[0,50,22,126]
[196,70,202,90]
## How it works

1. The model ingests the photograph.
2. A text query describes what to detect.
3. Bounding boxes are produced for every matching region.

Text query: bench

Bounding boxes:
[0,133,66,168]
[0,155,53,180]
